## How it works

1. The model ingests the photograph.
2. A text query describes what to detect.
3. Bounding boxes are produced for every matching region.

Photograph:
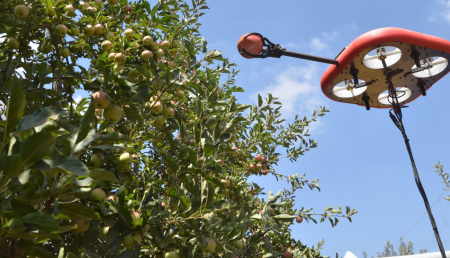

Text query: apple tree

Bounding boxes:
[0,0,357,257]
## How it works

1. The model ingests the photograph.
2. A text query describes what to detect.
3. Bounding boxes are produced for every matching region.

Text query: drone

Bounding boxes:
[238,27,450,258]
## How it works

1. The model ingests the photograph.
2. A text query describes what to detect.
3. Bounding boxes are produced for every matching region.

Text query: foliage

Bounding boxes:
[434,162,450,201]
[0,0,357,257]
[362,238,427,258]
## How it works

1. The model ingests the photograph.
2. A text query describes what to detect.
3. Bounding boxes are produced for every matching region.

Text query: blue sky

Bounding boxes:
[64,0,450,256]
[195,0,450,257]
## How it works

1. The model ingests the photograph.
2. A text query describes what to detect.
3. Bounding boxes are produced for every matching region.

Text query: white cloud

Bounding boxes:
[309,37,327,52]
[436,0,450,23]
[322,30,340,41]
[344,21,357,31]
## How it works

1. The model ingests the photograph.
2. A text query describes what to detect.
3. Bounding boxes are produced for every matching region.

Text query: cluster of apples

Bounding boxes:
[146,90,184,129]
[92,91,123,123]
[247,154,269,175]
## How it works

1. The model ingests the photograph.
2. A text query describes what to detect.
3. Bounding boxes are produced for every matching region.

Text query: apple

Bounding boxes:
[221,179,230,187]
[100,226,109,239]
[123,233,134,249]
[104,105,122,123]
[284,251,293,258]
[154,49,165,59]
[124,5,132,12]
[174,90,184,100]
[161,40,170,49]
[151,101,163,114]
[92,91,110,109]
[262,170,268,175]
[90,188,106,202]
[119,152,132,172]
[162,107,174,118]
[127,69,139,78]
[161,202,166,207]
[108,52,116,61]
[199,238,216,253]
[124,15,132,23]
[40,42,53,53]
[106,31,115,39]
[64,5,75,16]
[169,49,178,57]
[91,154,102,166]
[255,155,261,161]
[150,42,159,51]
[101,40,112,51]
[237,33,264,59]
[171,40,180,48]
[114,64,125,72]
[227,209,231,215]
[132,233,142,245]
[84,25,95,36]
[69,26,80,36]
[234,240,244,249]
[249,164,255,170]
[59,48,70,57]
[218,159,224,166]
[143,36,153,46]
[256,163,261,170]
[130,210,140,228]
[296,216,303,224]
[115,53,126,64]
[262,163,268,170]
[165,252,179,258]
[80,1,89,8]
[107,0,118,5]
[73,220,89,233]
[141,50,153,61]
[14,5,29,18]
[6,38,19,49]
[154,115,166,129]
[87,6,97,13]
[94,0,103,6]
[261,156,267,163]
[55,24,68,37]
[94,24,104,35]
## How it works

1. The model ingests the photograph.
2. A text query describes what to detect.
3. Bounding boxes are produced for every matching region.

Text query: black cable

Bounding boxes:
[389,106,447,258]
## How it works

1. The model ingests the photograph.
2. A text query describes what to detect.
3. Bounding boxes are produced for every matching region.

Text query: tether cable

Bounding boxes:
[387,69,447,258]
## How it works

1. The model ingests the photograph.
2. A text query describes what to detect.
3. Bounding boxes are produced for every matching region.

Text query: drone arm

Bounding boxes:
[282,50,339,65]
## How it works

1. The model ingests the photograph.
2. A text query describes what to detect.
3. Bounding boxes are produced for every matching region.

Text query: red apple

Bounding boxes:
[162,107,174,118]
[108,52,116,61]
[92,91,110,109]
[296,216,303,224]
[237,33,264,59]
[284,251,293,258]
[262,170,268,175]
[256,163,261,170]
[124,5,132,12]
[124,15,132,23]
[130,210,140,228]
[249,164,255,170]
[261,156,267,163]
[94,24,104,35]
[255,155,261,161]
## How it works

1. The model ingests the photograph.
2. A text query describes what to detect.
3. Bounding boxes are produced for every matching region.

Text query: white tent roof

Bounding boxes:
[343,251,450,258]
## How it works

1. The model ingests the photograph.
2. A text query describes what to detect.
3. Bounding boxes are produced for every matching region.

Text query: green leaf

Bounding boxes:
[19,132,57,167]
[178,193,192,212]
[11,199,36,215]
[89,169,119,183]
[30,155,89,176]
[73,129,98,153]
[258,94,263,107]
[235,104,251,112]
[205,50,222,60]
[273,214,297,223]
[18,107,68,132]
[21,212,59,233]
[203,142,215,156]
[61,203,98,220]
[5,77,26,135]
[1,154,25,181]
[99,132,132,142]
[73,97,95,148]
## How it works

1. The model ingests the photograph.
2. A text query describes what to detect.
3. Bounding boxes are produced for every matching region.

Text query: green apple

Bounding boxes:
[91,154,102,166]
[141,50,153,61]
[165,252,179,258]
[107,0,118,5]
[104,105,122,123]
[102,40,112,51]
[55,24,68,37]
[154,115,166,129]
[162,107,174,118]
[64,5,75,16]
[119,152,132,172]
[123,233,134,249]
[6,38,19,49]
[171,40,180,48]
[90,188,106,202]
[199,238,216,253]
[143,35,153,46]
[73,220,89,233]
[92,91,110,109]
[108,52,116,61]
[14,5,29,18]
[130,210,140,229]
[160,40,170,49]
[84,25,95,36]
[221,179,230,187]
[132,233,142,245]
[124,29,134,40]
[115,53,126,64]
[59,48,70,57]
[154,48,165,59]
[94,24,104,35]
[141,224,150,233]
[100,226,109,239]
[114,64,125,72]
[174,90,184,100]
[234,240,244,249]
[150,41,159,51]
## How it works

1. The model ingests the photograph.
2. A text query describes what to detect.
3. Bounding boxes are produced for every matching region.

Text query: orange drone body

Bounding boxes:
[320,27,450,109]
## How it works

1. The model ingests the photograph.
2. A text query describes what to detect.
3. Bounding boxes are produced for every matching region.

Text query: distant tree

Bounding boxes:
[363,238,427,258]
